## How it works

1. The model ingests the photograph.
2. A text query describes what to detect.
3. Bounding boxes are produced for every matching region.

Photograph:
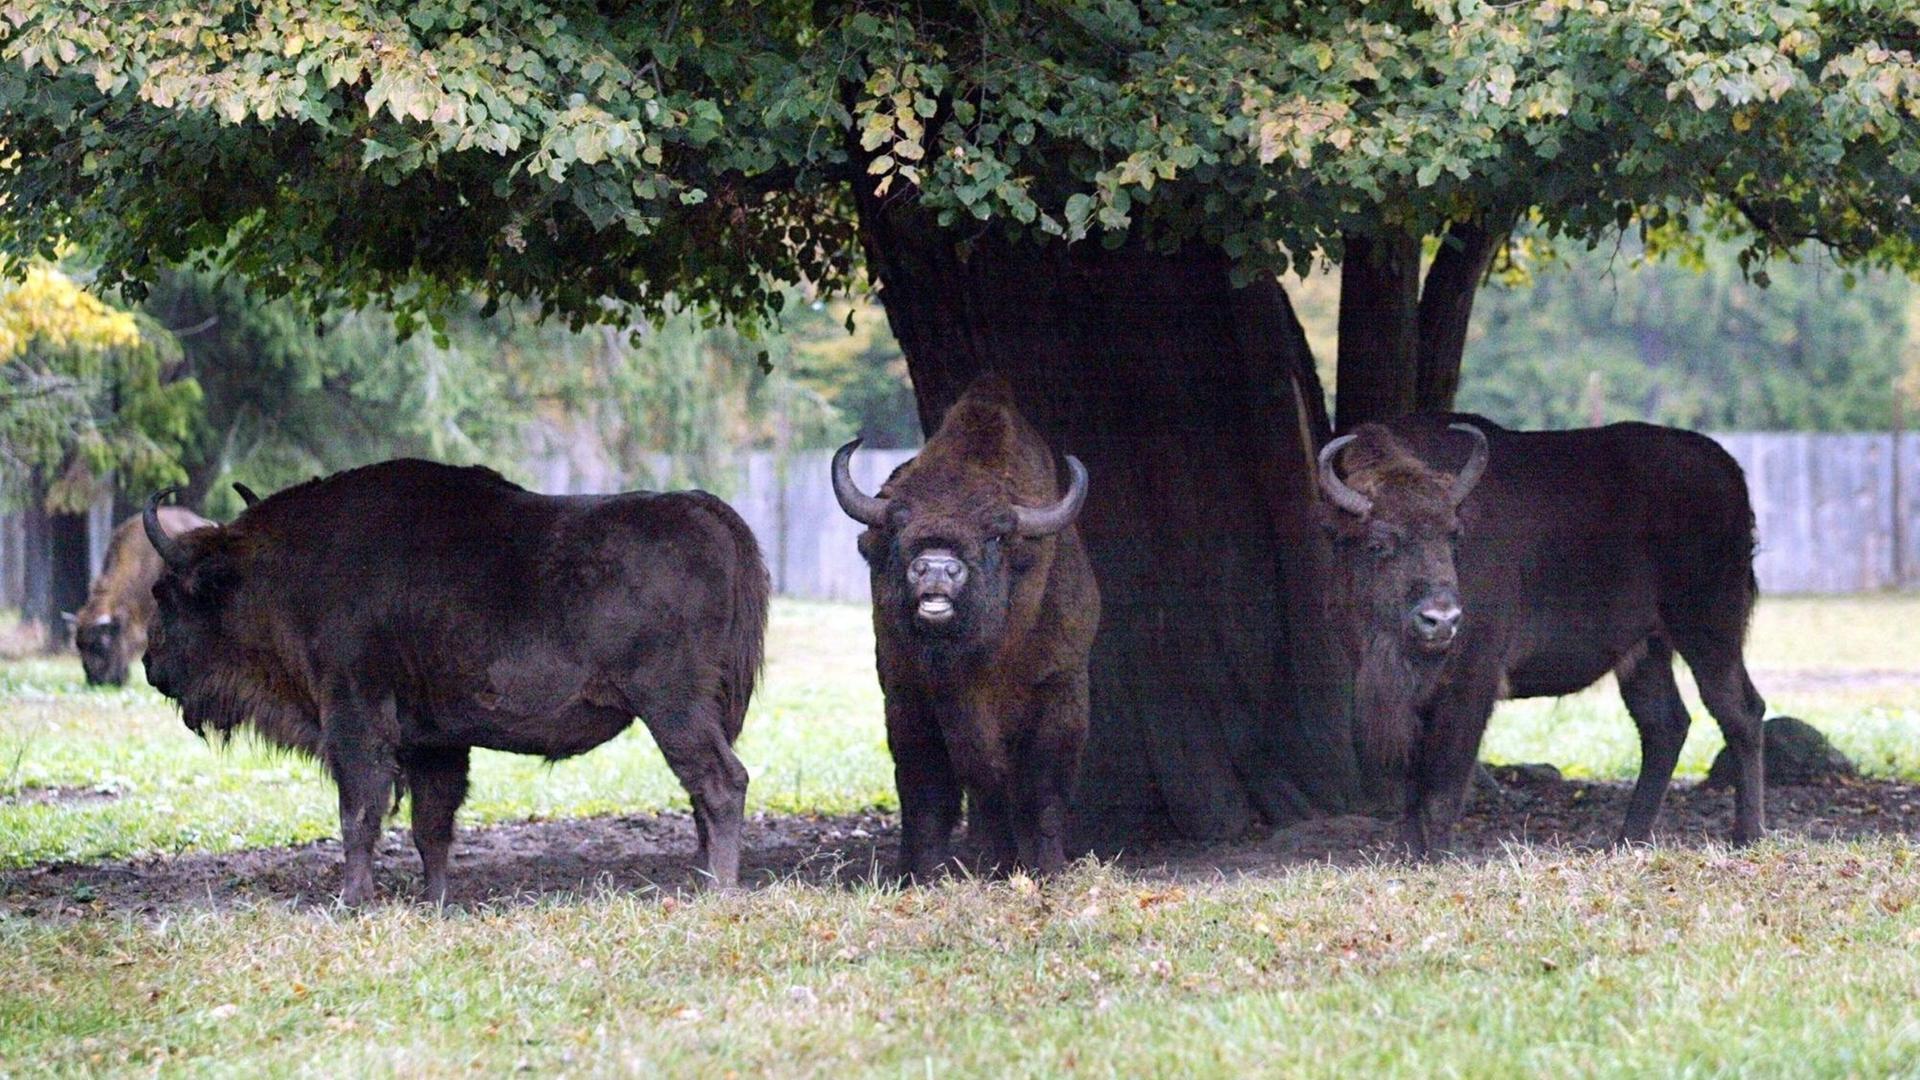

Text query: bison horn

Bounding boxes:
[233,482,261,508]
[1448,423,1490,507]
[831,439,892,527]
[144,488,192,571]
[1317,435,1373,516]
[1012,455,1090,538]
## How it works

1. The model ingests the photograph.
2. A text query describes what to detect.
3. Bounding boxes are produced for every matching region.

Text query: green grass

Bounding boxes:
[3,594,1920,1075]
[1481,593,1920,781]
[0,601,893,868]
[4,595,1919,868]
[4,842,1919,1076]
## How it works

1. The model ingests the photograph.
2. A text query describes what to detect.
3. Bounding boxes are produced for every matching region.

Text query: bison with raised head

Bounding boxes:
[1317,417,1765,853]
[834,376,1099,880]
[143,460,769,903]
[70,505,214,687]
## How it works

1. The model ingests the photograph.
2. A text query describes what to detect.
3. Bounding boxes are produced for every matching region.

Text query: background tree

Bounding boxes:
[1282,238,1920,430]
[5,1,1918,839]
[0,261,199,644]
[1459,239,1917,430]
[144,268,912,518]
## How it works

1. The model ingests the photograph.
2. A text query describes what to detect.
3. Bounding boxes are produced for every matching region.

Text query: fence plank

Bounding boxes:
[378,436,1920,599]
[2,434,1911,606]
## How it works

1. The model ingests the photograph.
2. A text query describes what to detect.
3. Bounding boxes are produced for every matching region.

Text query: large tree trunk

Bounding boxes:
[854,202,1359,845]
[1334,230,1422,431]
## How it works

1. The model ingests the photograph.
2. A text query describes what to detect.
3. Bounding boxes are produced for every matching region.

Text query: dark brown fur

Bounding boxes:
[71,506,212,687]
[1321,416,1765,853]
[145,459,769,903]
[854,377,1100,879]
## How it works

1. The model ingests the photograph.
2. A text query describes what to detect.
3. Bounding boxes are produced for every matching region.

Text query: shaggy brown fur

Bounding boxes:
[842,375,1100,880]
[71,506,212,686]
[145,460,769,904]
[1320,416,1765,854]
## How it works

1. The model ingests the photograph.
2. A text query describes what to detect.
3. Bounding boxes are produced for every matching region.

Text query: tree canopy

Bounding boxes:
[3,1,1916,335]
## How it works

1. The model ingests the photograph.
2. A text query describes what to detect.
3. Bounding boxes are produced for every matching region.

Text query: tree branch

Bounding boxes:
[1415,216,1510,413]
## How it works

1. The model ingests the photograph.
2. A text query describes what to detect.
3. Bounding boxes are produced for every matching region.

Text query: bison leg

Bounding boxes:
[323,694,400,907]
[645,703,750,889]
[1615,639,1691,844]
[1675,642,1767,844]
[965,787,1019,877]
[403,746,470,905]
[887,696,962,884]
[1013,673,1089,876]
[1408,676,1500,857]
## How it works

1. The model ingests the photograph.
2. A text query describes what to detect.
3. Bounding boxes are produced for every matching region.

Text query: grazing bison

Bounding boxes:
[1317,416,1765,853]
[833,376,1099,879]
[143,459,769,903]
[69,505,213,687]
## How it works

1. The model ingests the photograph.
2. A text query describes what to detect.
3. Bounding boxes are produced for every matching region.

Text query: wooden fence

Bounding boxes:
[675,433,1920,601]
[1713,433,1920,594]
[3,432,1914,609]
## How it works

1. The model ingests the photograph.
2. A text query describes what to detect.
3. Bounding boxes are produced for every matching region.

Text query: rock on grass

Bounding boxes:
[1706,716,1857,789]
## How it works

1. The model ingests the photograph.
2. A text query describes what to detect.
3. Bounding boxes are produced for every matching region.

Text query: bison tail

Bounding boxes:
[709,498,770,745]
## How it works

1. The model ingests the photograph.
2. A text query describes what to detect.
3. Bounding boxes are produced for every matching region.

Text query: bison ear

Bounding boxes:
[179,550,240,603]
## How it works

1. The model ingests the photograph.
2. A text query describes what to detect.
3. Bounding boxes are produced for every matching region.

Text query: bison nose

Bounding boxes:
[1414,601,1463,641]
[909,553,967,589]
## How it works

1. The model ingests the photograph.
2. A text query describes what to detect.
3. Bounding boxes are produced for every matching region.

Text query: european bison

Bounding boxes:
[69,505,213,687]
[143,459,769,903]
[833,376,1099,879]
[1317,416,1765,853]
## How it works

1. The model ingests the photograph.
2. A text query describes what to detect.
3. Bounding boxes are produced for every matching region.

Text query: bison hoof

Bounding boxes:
[894,858,959,888]
[339,871,377,908]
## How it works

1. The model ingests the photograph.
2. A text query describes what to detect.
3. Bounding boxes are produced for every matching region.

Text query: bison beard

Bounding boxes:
[1354,631,1430,772]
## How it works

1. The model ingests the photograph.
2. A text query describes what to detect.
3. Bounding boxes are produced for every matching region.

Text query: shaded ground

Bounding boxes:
[7,770,1919,919]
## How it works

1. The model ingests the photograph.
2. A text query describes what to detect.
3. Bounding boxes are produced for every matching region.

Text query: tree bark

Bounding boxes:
[1415,219,1506,413]
[854,200,1358,845]
[19,483,91,652]
[1334,230,1422,431]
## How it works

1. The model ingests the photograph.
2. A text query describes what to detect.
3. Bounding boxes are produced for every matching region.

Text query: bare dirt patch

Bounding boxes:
[5,774,1919,919]
[0,784,121,808]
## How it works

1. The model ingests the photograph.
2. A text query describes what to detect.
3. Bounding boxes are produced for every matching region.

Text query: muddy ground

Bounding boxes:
[6,769,1919,919]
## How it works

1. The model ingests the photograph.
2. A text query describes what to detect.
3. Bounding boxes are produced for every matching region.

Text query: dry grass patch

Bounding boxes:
[5,839,1920,1076]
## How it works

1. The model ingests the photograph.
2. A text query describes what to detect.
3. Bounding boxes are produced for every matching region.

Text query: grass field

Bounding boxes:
[4,594,1920,1075]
